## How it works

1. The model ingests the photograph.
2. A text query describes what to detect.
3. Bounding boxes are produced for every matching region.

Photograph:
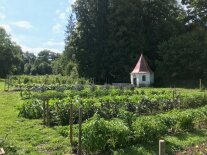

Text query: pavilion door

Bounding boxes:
[133,78,137,86]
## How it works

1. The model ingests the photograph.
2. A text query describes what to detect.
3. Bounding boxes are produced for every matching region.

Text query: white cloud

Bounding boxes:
[44,40,64,47]
[12,35,61,55]
[0,6,6,20]
[68,0,76,4]
[0,13,6,20]
[59,12,66,20]
[66,7,71,13]
[66,0,76,13]
[8,34,62,55]
[0,24,12,33]
[55,9,61,14]
[11,37,62,55]
[12,21,32,29]
[55,0,76,20]
[11,34,27,45]
[52,23,62,33]
[21,45,61,55]
[0,6,6,12]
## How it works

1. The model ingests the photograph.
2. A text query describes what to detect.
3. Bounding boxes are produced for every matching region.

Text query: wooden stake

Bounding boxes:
[4,79,6,91]
[0,148,5,155]
[20,85,23,97]
[69,104,73,146]
[7,77,9,91]
[46,101,50,126]
[200,79,202,90]
[159,140,165,155]
[78,107,82,155]
[28,87,31,98]
[172,90,175,100]
[43,100,46,125]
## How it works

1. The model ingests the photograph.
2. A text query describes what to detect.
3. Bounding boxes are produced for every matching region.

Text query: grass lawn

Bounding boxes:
[0,79,207,155]
[115,130,207,155]
[0,79,72,155]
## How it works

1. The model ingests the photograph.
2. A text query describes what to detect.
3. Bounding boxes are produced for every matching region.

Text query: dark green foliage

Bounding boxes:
[59,0,206,85]
[32,91,66,101]
[10,75,88,86]
[82,115,131,154]
[17,85,207,153]
[132,105,207,143]
[19,100,43,119]
[0,27,60,77]
[182,0,207,27]
[63,0,185,83]
[55,126,69,137]
[156,30,207,86]
[180,95,207,109]
[49,100,70,125]
[0,27,24,77]
[19,87,207,126]
[23,50,60,75]
[133,116,167,143]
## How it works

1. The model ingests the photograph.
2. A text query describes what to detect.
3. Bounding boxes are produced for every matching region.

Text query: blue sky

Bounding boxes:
[0,0,75,55]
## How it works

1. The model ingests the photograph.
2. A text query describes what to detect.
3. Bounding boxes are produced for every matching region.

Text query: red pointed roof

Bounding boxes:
[131,53,153,74]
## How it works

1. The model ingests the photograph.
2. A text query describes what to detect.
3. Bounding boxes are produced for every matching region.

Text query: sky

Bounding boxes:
[0,0,75,55]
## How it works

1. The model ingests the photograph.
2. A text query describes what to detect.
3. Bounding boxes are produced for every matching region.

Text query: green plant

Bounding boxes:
[18,99,43,119]
[133,116,167,143]
[82,115,131,154]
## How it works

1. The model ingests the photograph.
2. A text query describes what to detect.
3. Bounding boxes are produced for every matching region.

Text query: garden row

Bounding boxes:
[7,75,88,85]
[19,90,207,126]
[4,75,89,92]
[16,80,207,154]
[82,105,207,154]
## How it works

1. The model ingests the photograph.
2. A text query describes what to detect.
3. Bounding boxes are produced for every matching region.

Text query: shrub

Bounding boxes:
[19,100,43,119]
[82,115,131,154]
[132,116,167,143]
[176,111,194,131]
[132,105,207,143]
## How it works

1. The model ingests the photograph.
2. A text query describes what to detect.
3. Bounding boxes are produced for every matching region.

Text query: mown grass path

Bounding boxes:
[0,80,71,155]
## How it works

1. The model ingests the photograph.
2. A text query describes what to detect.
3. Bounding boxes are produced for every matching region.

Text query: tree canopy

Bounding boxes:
[156,29,207,85]
[23,50,60,75]
[0,27,60,77]
[1,0,207,86]
[0,27,24,77]
[63,0,187,83]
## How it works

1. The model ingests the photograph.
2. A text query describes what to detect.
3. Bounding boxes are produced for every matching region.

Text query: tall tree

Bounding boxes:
[69,0,110,82]
[0,27,24,77]
[62,13,79,77]
[64,0,186,83]
[182,0,207,27]
[23,50,59,75]
[156,29,207,85]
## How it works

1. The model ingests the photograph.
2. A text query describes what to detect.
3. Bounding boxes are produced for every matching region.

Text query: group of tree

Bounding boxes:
[0,27,24,78]
[1,0,207,86]
[156,0,207,85]
[59,0,207,85]
[0,27,60,77]
[23,50,60,75]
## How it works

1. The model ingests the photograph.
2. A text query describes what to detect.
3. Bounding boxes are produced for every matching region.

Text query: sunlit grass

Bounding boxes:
[165,130,207,154]
[114,130,207,155]
[0,80,72,155]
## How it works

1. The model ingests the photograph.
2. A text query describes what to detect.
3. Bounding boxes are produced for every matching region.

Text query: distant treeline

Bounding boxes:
[60,0,207,85]
[0,30,60,77]
[1,0,207,87]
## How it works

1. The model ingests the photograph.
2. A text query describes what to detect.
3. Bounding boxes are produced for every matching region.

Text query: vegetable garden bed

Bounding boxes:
[16,82,207,154]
